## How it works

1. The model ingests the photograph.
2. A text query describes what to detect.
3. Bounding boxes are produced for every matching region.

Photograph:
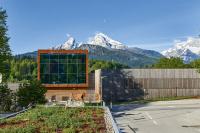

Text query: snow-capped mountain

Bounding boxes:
[162,37,200,62]
[53,35,78,50]
[87,33,127,50]
[18,32,163,67]
[53,32,127,50]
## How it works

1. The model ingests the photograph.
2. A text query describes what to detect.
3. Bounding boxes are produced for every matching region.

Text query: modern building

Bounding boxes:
[37,49,98,101]
[38,50,200,103]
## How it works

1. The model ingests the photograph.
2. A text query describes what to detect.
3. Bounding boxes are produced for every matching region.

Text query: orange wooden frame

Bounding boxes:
[37,49,89,88]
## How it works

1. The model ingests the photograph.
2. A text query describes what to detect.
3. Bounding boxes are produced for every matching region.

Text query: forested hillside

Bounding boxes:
[151,57,200,69]
[8,57,129,82]
[8,57,37,82]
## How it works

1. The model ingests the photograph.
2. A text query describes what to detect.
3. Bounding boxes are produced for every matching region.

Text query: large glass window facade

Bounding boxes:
[40,53,86,84]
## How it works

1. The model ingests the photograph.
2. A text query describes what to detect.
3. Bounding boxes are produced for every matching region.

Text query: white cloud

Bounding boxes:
[66,33,71,38]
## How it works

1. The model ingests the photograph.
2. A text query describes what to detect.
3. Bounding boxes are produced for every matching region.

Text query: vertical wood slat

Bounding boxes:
[102,69,200,101]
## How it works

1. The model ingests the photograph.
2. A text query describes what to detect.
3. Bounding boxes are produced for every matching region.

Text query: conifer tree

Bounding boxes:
[0,8,11,81]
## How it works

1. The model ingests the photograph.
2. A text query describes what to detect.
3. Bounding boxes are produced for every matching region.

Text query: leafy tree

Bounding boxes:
[190,59,200,68]
[89,59,129,72]
[0,8,11,81]
[151,57,200,69]
[152,57,187,68]
[17,80,47,107]
[0,83,14,112]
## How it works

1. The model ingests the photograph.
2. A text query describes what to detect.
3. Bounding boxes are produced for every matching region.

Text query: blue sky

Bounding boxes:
[1,0,200,54]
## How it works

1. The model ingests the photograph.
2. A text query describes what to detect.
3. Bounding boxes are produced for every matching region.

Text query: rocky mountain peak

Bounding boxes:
[162,36,200,62]
[53,35,78,50]
[87,32,127,50]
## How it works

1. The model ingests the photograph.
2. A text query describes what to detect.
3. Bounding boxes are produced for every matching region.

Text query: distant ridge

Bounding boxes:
[16,32,163,67]
[162,36,200,63]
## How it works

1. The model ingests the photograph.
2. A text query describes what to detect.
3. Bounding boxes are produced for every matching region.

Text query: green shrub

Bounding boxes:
[17,80,47,107]
[0,83,14,112]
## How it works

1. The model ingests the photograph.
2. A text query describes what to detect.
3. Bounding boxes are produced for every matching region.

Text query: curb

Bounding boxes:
[0,107,31,120]
[104,107,121,133]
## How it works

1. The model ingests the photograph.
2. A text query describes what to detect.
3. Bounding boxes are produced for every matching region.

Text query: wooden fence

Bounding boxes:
[99,69,200,102]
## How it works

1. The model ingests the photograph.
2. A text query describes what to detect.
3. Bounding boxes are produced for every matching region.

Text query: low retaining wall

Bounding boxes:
[104,107,120,133]
[0,107,31,120]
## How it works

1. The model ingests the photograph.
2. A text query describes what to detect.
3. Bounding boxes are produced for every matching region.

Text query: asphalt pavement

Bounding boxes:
[112,99,200,133]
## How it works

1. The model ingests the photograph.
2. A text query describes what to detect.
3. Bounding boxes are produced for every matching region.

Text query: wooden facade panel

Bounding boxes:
[141,89,200,99]
[122,69,200,78]
[124,78,200,90]
[101,69,200,102]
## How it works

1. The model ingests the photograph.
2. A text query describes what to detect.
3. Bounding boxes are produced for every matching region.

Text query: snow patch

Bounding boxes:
[162,37,200,62]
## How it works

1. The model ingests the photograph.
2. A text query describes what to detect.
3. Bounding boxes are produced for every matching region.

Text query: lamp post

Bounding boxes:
[101,76,107,107]
[101,75,114,109]
[100,66,116,109]
[110,76,113,110]
[0,73,2,83]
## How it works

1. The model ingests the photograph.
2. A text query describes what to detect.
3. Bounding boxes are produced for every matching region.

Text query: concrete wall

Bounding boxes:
[8,83,19,91]
[95,69,101,100]
[99,69,200,102]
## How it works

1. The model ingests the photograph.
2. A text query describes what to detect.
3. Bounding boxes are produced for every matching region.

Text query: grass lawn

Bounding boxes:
[0,106,106,133]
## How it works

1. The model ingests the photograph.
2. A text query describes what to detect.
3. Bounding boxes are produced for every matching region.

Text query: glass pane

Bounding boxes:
[40,74,49,84]
[77,54,86,64]
[50,54,59,63]
[40,64,49,74]
[40,53,87,85]
[78,64,86,74]
[59,54,68,63]
[78,74,86,83]
[50,74,59,84]
[68,54,77,63]
[40,54,49,63]
[68,74,77,84]
[59,64,64,74]
[59,64,67,74]
[59,74,67,83]
[50,63,58,73]
[68,64,77,73]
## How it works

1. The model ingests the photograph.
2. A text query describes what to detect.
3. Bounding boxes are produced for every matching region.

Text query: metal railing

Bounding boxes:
[0,107,32,120]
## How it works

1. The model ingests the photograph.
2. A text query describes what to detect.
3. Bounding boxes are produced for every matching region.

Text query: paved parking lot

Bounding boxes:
[112,99,200,133]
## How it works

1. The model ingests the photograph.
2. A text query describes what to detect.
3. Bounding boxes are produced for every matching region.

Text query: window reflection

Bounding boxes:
[40,53,86,84]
